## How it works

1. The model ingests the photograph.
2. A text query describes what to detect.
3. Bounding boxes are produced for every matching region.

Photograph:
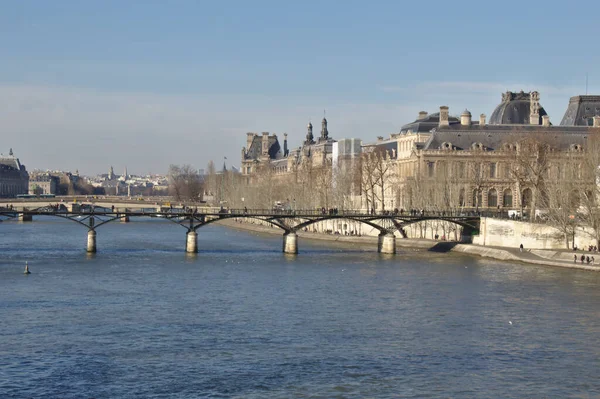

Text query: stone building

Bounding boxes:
[29,173,59,195]
[383,91,596,211]
[240,117,336,179]
[0,149,29,197]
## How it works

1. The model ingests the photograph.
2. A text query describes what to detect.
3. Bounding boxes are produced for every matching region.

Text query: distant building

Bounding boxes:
[0,149,29,197]
[29,173,59,195]
[241,117,336,178]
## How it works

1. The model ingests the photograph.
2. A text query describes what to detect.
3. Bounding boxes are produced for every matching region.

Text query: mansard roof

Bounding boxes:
[560,95,600,126]
[422,124,590,152]
[244,134,281,160]
[400,112,460,133]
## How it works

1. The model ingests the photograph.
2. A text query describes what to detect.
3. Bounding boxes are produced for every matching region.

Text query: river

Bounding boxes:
[1,217,599,398]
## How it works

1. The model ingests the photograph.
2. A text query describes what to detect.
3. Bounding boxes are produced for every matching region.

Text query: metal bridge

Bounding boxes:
[0,205,481,254]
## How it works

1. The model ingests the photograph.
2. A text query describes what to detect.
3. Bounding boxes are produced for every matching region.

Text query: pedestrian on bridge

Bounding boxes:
[519,243,523,252]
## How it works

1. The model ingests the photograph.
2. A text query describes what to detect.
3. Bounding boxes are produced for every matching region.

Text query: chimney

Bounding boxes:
[418,111,428,120]
[594,116,600,128]
[246,132,255,149]
[542,115,550,127]
[530,91,540,125]
[460,109,472,126]
[283,133,288,156]
[479,114,486,126]
[530,114,540,125]
[261,132,269,156]
[439,106,449,127]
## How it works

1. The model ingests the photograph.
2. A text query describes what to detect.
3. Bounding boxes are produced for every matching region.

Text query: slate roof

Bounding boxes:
[244,134,281,160]
[489,91,548,125]
[400,112,460,133]
[422,124,589,151]
[560,95,600,126]
[0,156,22,170]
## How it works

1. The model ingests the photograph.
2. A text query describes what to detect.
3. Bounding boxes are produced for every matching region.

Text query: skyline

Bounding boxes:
[2,0,600,174]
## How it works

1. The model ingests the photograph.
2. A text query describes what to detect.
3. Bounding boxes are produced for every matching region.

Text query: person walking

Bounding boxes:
[519,243,524,252]
[574,254,578,263]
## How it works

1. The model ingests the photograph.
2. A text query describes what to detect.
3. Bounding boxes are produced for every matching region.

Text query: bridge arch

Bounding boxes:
[290,216,389,234]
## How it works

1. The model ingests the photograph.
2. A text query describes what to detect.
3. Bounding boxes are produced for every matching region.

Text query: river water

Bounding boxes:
[0,217,599,398]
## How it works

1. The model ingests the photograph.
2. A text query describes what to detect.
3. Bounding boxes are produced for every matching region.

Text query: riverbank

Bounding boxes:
[219,219,600,272]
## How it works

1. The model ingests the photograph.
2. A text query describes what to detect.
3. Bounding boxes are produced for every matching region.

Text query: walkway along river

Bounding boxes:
[221,218,600,272]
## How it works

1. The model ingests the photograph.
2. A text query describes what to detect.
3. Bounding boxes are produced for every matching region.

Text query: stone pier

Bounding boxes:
[87,230,97,253]
[378,233,396,254]
[120,214,130,223]
[283,232,298,254]
[18,213,32,222]
[186,231,198,253]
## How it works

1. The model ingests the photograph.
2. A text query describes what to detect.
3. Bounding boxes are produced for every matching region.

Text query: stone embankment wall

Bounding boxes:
[232,217,462,240]
[473,217,595,250]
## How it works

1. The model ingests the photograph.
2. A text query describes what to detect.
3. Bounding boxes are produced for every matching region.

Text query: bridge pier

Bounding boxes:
[87,230,97,253]
[283,232,298,254]
[120,214,130,223]
[186,231,198,253]
[378,233,396,254]
[18,213,32,222]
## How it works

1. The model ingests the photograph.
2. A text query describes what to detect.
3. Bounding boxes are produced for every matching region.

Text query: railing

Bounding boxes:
[0,204,530,221]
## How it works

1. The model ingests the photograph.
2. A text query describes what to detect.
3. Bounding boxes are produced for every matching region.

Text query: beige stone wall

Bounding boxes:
[473,217,596,249]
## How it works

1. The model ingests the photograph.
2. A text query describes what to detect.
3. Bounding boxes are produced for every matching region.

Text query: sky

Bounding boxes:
[1,0,600,175]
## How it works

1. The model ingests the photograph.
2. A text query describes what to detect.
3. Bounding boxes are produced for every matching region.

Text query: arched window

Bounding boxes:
[522,188,533,208]
[503,189,513,207]
[488,188,498,207]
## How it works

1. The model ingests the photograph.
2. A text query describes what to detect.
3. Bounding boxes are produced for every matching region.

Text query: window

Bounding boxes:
[504,163,511,179]
[427,162,435,177]
[488,188,498,207]
[489,163,497,178]
[473,163,481,178]
[457,162,465,178]
[503,189,513,207]
[459,188,465,207]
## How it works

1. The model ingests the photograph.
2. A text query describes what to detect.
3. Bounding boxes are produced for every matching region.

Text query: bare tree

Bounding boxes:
[578,129,600,246]
[168,164,203,202]
[505,133,555,221]
[360,148,392,211]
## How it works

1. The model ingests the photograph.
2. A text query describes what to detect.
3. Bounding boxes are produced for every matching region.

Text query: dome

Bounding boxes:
[461,109,472,116]
[489,91,547,125]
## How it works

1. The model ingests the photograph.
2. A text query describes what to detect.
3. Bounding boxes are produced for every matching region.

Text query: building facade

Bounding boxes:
[385,91,597,212]
[0,149,29,197]
[29,173,59,195]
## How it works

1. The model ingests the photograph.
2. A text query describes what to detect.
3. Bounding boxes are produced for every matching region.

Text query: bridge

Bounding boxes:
[0,205,481,255]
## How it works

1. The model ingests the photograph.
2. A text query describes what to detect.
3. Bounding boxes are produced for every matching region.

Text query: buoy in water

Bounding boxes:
[24,261,31,274]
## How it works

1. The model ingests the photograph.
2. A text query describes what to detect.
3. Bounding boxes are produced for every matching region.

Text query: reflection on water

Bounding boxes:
[0,217,599,398]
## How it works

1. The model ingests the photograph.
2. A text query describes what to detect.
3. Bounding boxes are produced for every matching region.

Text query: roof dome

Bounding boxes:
[461,109,472,116]
[489,91,547,125]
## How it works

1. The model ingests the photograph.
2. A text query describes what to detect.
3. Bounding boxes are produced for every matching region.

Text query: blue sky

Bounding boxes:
[1,0,599,174]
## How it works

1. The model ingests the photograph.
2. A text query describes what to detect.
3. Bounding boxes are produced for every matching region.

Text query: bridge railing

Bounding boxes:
[4,205,512,220]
